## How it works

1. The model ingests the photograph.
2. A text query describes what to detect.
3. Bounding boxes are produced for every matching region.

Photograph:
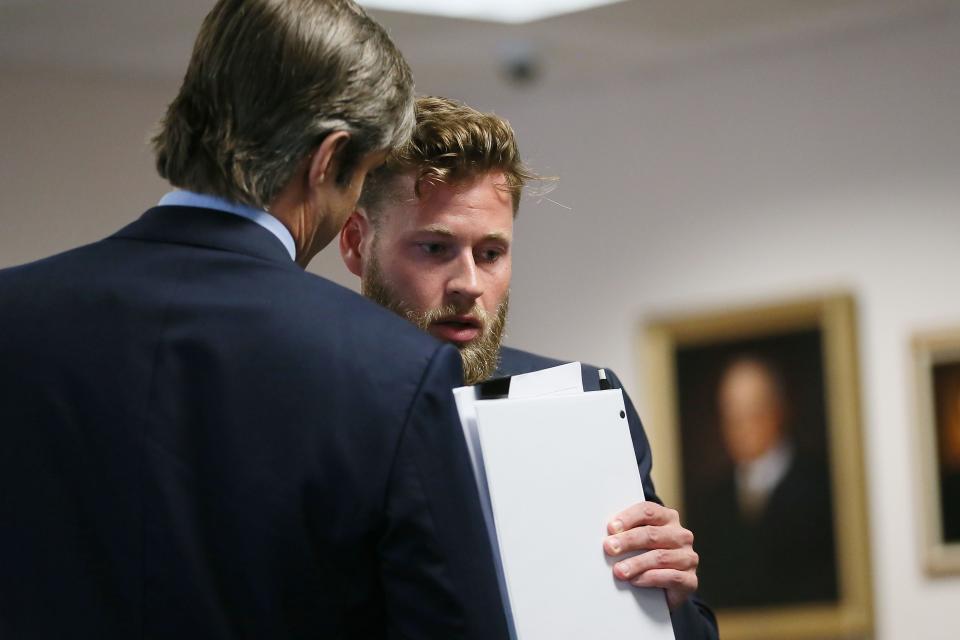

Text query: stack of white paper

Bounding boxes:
[454,363,675,640]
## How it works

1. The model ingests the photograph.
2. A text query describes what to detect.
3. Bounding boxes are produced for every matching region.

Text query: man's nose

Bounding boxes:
[447,253,484,303]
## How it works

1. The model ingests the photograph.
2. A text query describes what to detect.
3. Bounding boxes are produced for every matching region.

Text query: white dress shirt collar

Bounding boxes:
[157,190,296,261]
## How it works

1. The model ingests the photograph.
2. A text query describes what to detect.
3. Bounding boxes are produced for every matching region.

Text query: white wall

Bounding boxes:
[2,10,959,639]
[469,14,960,640]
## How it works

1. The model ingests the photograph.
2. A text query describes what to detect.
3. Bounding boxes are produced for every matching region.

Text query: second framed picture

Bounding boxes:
[913,329,960,575]
[642,294,872,640]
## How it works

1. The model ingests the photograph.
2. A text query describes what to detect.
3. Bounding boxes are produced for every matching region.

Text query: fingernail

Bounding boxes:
[608,537,621,554]
[611,519,624,533]
[617,561,631,577]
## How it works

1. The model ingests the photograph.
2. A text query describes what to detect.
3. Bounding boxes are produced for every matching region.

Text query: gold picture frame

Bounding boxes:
[642,294,872,640]
[912,328,960,575]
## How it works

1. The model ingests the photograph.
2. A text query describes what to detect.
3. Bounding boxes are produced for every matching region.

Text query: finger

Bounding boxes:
[630,568,698,595]
[612,549,699,581]
[608,502,679,534]
[604,524,694,556]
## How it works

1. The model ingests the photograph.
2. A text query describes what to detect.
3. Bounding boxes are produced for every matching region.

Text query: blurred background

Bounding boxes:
[2,1,959,637]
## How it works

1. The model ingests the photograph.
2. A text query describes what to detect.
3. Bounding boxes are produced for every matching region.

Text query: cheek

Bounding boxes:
[485,268,511,307]
[386,258,446,309]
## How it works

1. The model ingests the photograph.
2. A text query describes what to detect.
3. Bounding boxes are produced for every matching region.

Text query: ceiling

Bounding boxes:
[0,0,955,89]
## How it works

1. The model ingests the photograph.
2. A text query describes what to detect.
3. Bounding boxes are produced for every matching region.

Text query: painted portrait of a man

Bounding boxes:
[676,329,838,610]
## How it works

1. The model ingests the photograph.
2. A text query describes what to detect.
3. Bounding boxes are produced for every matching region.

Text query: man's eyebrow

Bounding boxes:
[483,232,511,244]
[412,226,511,243]
[417,224,455,237]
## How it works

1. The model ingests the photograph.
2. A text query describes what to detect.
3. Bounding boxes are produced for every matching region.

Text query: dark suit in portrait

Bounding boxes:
[941,471,960,542]
[0,206,509,639]
[496,346,719,640]
[688,450,837,608]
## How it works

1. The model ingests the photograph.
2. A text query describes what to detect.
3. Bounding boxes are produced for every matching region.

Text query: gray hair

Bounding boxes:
[152,0,415,209]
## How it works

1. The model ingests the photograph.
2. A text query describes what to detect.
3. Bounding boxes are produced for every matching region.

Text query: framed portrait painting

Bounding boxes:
[642,294,872,639]
[913,329,960,575]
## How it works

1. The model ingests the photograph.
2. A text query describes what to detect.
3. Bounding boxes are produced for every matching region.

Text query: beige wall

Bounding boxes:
[2,10,960,639]
[476,15,960,640]
[1,70,173,264]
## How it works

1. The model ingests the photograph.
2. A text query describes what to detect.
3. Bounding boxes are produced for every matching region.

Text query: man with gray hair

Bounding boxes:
[0,2,509,638]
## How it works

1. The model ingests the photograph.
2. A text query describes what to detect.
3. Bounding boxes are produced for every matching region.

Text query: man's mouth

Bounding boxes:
[429,315,483,345]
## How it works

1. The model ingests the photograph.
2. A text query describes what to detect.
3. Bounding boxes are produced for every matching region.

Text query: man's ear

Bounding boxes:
[339,209,371,277]
[307,130,351,188]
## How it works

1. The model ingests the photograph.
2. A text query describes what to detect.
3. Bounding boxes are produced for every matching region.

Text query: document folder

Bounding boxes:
[470,385,674,640]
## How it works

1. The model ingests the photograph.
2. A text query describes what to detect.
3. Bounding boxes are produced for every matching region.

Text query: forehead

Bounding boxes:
[378,171,515,236]
[721,362,777,400]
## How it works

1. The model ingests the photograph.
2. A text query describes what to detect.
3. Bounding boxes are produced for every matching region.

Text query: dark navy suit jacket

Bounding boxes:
[0,206,510,639]
[497,346,719,640]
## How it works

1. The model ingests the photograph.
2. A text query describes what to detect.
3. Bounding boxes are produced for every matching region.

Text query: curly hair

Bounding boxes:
[358,96,540,223]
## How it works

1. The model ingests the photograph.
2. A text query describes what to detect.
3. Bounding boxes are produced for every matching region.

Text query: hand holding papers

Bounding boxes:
[454,363,675,640]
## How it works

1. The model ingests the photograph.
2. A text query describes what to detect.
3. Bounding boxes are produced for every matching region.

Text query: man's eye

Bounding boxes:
[418,243,446,256]
[479,249,504,263]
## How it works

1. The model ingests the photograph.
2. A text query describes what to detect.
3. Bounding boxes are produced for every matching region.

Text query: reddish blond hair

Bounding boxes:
[359,96,539,221]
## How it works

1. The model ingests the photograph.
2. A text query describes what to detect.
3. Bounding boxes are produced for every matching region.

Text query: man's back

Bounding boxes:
[0,206,508,639]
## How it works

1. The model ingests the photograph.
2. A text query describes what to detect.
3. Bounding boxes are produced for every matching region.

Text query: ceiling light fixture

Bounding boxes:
[359,0,627,24]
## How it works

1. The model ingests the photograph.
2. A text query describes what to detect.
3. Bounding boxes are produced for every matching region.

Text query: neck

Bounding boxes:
[269,179,325,268]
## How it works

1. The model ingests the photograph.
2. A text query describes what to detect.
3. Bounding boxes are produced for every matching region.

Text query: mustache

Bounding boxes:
[360,252,509,384]
[411,303,490,328]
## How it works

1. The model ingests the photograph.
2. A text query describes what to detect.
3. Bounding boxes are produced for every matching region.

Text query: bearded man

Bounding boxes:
[340,95,718,639]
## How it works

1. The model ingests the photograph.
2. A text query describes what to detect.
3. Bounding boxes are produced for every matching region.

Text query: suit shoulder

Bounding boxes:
[496,346,565,376]
[496,346,609,378]
[296,272,434,334]
[276,271,449,369]
[0,241,101,279]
